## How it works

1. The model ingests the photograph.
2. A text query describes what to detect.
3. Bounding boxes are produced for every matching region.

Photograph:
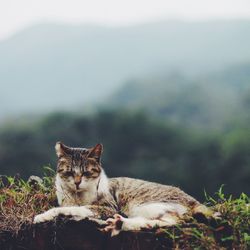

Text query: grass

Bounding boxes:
[162,187,250,249]
[0,167,56,234]
[0,171,249,249]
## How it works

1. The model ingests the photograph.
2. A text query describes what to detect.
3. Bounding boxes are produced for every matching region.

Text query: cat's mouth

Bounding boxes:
[74,187,84,193]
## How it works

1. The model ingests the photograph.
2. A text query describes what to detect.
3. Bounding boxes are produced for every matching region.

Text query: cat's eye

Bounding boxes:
[63,171,73,177]
[82,171,91,177]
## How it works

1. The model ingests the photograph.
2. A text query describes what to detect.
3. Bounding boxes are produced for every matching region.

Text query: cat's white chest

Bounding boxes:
[76,189,97,204]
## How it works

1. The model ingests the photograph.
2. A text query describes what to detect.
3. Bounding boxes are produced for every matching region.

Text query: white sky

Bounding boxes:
[0,0,250,40]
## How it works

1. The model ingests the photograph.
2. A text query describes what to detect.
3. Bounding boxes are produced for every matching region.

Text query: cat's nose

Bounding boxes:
[74,176,82,189]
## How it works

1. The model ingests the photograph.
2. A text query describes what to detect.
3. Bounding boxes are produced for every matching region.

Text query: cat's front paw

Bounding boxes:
[33,208,58,223]
[34,214,50,224]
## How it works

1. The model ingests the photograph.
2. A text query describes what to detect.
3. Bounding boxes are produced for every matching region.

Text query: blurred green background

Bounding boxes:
[1,18,250,201]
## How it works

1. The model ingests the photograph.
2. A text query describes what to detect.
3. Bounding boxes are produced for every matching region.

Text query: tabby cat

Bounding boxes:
[34,142,210,235]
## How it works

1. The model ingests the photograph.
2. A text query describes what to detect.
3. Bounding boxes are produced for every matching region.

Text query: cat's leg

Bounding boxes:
[34,204,116,224]
[33,206,94,223]
[129,202,188,219]
[104,202,188,236]
[105,214,178,236]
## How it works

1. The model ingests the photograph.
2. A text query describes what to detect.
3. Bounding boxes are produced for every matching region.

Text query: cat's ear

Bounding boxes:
[55,142,72,157]
[88,144,103,162]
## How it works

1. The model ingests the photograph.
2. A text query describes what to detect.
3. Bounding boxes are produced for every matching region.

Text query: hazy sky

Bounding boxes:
[0,0,250,40]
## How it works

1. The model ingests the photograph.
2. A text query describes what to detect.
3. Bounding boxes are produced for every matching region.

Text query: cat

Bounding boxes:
[34,142,211,236]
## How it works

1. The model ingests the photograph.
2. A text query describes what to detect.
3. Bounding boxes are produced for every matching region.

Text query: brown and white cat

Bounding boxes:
[34,142,210,236]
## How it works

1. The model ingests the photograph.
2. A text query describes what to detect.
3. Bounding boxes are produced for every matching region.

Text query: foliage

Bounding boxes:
[0,111,249,200]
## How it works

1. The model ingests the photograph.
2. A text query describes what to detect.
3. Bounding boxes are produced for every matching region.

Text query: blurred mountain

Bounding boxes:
[108,62,250,129]
[1,20,250,118]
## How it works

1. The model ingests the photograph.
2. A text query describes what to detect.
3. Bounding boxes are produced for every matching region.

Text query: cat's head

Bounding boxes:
[55,142,103,191]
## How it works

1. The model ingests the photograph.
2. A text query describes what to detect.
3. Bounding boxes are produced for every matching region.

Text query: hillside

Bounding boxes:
[107,63,250,129]
[1,20,250,117]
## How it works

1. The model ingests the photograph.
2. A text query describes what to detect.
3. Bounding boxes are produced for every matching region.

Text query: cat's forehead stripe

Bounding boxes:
[72,147,88,152]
